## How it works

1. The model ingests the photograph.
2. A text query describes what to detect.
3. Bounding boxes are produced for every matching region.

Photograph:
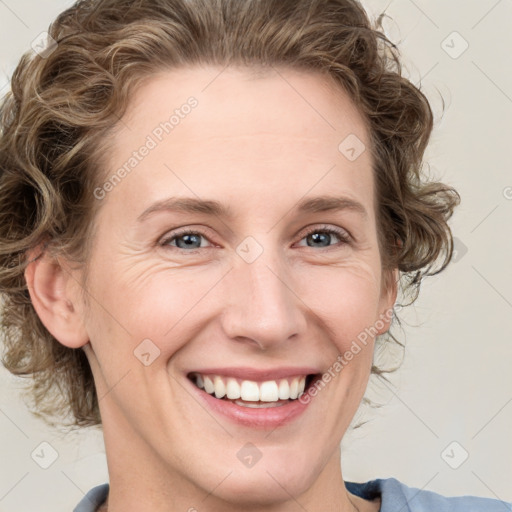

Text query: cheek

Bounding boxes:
[84,259,225,362]
[297,261,383,335]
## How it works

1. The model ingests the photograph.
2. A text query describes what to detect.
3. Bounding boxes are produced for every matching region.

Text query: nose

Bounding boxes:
[219,248,308,351]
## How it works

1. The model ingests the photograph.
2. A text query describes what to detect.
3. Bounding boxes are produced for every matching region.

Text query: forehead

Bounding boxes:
[121,65,369,144]
[99,65,374,219]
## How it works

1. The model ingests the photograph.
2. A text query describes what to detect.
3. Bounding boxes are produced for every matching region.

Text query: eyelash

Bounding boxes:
[159,225,352,252]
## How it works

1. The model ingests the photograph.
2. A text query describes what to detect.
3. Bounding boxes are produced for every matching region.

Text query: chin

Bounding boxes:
[199,457,316,507]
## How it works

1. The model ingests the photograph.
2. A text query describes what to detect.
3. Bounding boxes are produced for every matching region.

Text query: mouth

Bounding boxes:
[187,372,320,409]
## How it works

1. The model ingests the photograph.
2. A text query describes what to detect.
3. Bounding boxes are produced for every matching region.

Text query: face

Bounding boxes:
[73,66,396,506]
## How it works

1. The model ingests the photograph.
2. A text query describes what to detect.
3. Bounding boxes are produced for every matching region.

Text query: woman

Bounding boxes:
[0,0,509,511]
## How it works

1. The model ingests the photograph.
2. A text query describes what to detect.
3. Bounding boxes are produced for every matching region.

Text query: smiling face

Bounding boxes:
[64,66,396,510]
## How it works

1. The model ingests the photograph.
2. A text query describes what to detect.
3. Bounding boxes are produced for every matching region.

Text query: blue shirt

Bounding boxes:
[74,478,512,511]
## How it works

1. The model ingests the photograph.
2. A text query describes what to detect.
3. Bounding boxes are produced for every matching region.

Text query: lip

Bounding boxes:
[185,367,321,429]
[186,366,321,382]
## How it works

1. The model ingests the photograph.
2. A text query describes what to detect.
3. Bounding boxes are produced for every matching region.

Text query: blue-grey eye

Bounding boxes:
[161,230,210,250]
[306,232,334,247]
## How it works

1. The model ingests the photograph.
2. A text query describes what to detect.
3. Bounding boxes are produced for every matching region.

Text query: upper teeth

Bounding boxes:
[192,373,307,402]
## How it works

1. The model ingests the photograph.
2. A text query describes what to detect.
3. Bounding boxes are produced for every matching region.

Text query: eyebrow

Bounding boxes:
[137,194,368,222]
[296,195,368,219]
[137,197,233,222]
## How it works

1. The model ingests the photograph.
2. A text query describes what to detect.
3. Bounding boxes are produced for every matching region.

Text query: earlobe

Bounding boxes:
[24,247,89,349]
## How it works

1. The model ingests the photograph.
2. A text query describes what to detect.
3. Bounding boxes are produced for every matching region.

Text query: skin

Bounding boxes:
[26,66,397,512]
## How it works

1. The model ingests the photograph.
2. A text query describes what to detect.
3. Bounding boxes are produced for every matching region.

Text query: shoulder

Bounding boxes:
[73,483,109,512]
[346,477,512,512]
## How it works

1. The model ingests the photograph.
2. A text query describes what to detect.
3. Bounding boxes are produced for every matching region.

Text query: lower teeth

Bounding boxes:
[233,399,290,408]
[211,395,292,408]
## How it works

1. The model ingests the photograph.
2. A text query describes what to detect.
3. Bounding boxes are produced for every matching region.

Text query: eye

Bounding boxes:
[159,229,213,251]
[158,225,351,253]
[296,225,351,249]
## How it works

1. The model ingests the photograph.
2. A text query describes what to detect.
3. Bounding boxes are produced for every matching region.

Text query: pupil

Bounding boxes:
[309,232,330,247]
[178,234,200,249]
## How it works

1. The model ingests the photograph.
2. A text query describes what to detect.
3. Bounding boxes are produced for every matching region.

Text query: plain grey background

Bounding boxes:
[0,1,511,511]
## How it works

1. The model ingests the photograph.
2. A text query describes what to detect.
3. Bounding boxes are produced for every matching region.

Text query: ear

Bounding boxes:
[375,267,399,335]
[24,246,89,348]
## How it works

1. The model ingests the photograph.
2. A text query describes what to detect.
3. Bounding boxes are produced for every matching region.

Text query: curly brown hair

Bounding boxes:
[0,0,460,428]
